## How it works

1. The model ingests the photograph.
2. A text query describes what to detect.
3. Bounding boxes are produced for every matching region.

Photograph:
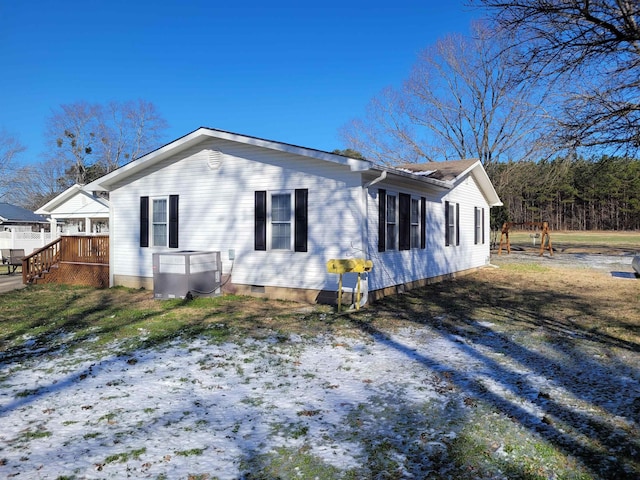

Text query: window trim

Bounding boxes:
[410,197,420,249]
[255,189,308,252]
[151,196,169,247]
[386,193,398,250]
[379,189,426,252]
[474,207,485,245]
[270,191,293,250]
[445,200,460,247]
[140,195,178,249]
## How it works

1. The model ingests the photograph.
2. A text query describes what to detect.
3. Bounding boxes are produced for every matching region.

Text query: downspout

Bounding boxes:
[349,170,386,309]
[108,196,115,287]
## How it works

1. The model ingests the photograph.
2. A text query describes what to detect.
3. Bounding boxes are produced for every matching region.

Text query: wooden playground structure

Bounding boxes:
[498,221,553,256]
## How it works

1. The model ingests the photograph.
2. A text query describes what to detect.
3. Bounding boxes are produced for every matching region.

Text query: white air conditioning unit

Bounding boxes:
[152,251,222,299]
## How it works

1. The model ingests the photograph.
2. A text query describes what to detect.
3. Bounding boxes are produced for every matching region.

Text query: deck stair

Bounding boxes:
[22,235,109,288]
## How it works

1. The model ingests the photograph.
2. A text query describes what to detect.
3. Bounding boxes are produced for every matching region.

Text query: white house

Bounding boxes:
[35,184,110,235]
[85,127,502,303]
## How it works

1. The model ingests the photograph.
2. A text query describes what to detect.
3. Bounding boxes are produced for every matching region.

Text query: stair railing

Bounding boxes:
[22,237,62,284]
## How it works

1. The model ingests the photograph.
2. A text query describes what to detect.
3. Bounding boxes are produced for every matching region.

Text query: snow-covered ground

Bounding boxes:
[2,314,639,479]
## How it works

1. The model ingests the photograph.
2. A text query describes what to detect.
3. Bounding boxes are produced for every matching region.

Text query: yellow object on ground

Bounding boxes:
[326,258,373,312]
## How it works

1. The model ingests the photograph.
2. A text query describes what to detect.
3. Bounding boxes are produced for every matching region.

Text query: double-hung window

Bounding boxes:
[378,189,426,252]
[271,193,292,250]
[474,207,485,244]
[140,195,179,248]
[386,194,397,250]
[152,198,168,247]
[445,201,460,246]
[411,198,420,248]
[255,189,308,252]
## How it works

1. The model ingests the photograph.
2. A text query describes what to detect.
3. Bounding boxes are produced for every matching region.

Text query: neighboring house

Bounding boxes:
[35,184,110,234]
[0,202,49,231]
[85,127,502,303]
[0,202,51,252]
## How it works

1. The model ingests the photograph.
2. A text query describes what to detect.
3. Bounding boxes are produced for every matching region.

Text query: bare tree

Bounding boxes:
[97,100,168,172]
[46,102,99,185]
[0,130,26,200]
[475,0,640,153]
[4,158,70,210]
[341,22,552,165]
[45,100,168,186]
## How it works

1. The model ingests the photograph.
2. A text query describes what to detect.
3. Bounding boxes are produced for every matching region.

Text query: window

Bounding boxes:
[271,193,291,250]
[475,207,485,244]
[445,201,459,246]
[152,198,168,247]
[411,198,420,248]
[379,189,426,251]
[140,195,179,248]
[255,189,307,251]
[386,194,397,250]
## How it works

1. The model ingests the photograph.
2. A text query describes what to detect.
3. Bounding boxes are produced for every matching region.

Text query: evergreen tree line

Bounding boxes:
[486,156,640,231]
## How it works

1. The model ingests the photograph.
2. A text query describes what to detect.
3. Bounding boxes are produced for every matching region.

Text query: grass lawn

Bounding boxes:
[499,229,640,254]
[0,246,639,479]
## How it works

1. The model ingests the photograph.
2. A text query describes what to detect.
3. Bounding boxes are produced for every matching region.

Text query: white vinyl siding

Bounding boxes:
[367,174,492,292]
[110,139,363,291]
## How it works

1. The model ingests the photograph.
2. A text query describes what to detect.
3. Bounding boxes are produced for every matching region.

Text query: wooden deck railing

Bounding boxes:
[22,235,110,285]
[60,235,109,265]
[22,237,62,284]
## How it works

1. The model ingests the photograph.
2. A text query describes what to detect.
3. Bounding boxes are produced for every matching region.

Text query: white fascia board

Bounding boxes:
[206,129,373,172]
[84,129,208,191]
[373,166,452,190]
[86,127,373,192]
[35,184,84,214]
[457,160,503,207]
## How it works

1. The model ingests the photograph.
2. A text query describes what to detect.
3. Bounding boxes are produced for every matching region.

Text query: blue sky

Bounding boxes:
[1,1,480,165]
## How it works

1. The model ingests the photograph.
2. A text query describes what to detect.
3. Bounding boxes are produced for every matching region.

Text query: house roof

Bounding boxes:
[84,127,501,206]
[396,159,479,181]
[0,202,48,224]
[35,184,110,215]
[391,159,502,206]
[85,127,373,192]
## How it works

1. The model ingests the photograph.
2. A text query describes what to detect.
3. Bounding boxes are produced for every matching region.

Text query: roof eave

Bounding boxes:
[86,127,373,192]
[371,165,453,190]
[462,161,503,207]
[36,184,84,214]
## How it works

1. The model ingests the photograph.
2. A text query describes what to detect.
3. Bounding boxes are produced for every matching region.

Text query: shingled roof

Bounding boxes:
[395,159,479,181]
[0,202,48,224]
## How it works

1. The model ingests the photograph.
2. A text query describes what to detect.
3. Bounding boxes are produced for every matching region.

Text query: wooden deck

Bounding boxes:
[23,235,109,288]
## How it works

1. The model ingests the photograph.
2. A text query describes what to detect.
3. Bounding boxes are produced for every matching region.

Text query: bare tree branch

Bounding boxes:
[341,21,552,165]
[44,100,168,186]
[0,130,26,200]
[475,0,640,153]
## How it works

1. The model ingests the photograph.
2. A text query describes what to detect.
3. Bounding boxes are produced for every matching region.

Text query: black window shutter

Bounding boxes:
[255,191,267,251]
[444,201,450,246]
[456,203,460,246]
[482,208,485,244]
[294,189,308,252]
[420,197,426,249]
[140,196,149,248]
[169,195,179,248]
[399,193,411,251]
[378,189,386,252]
